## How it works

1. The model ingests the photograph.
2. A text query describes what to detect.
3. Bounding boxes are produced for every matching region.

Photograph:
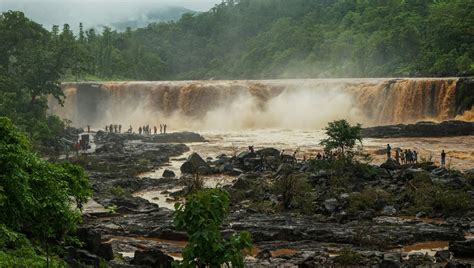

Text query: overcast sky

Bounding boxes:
[0,0,221,31]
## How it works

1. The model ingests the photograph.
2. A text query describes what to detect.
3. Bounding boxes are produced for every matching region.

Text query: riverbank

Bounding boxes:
[67,131,474,267]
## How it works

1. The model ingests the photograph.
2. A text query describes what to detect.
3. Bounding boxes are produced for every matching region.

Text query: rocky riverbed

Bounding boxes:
[68,131,474,268]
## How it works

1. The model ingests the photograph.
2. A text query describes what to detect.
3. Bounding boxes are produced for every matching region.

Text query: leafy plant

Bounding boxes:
[173,188,252,268]
[274,173,313,212]
[0,117,92,263]
[320,120,362,160]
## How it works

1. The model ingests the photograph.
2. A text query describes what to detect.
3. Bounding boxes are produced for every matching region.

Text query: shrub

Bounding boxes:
[110,186,131,197]
[406,173,473,215]
[173,188,252,268]
[274,173,314,212]
[333,247,365,265]
[349,187,393,212]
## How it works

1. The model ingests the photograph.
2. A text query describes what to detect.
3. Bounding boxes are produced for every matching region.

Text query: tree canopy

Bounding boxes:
[18,0,471,81]
[320,119,362,158]
[0,116,92,265]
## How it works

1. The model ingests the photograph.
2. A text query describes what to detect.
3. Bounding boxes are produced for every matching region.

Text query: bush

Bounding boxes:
[0,117,92,261]
[349,187,393,212]
[110,186,131,197]
[274,174,314,212]
[406,173,473,216]
[333,247,365,265]
[173,188,252,268]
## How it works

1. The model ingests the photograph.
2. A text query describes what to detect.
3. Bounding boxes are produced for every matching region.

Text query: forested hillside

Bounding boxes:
[9,0,474,80]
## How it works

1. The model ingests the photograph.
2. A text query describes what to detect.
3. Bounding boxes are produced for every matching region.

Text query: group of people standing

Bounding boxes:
[386,144,447,167]
[138,124,167,135]
[103,124,169,135]
[105,124,122,133]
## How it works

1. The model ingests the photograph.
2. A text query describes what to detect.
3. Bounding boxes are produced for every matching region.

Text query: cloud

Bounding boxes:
[0,0,221,31]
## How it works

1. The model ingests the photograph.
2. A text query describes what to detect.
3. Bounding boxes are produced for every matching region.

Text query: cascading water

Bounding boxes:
[50,78,472,129]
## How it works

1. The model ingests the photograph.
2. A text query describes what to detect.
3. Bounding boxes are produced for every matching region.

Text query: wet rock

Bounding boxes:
[65,246,100,267]
[361,120,474,138]
[237,151,256,160]
[432,167,449,176]
[382,206,397,216]
[449,240,474,257]
[132,248,173,267]
[276,163,293,176]
[381,158,401,170]
[162,169,175,178]
[416,211,427,218]
[324,198,338,213]
[98,242,114,261]
[180,153,211,174]
[435,249,451,262]
[256,148,280,157]
[380,259,401,268]
[445,259,472,268]
[76,227,101,255]
[256,249,272,259]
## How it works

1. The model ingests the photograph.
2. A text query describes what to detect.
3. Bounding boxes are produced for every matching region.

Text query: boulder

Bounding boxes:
[445,260,472,268]
[324,198,338,213]
[381,158,401,170]
[449,240,474,257]
[256,148,280,157]
[435,249,451,262]
[132,248,173,267]
[432,167,449,176]
[379,259,401,268]
[180,153,211,174]
[162,169,176,178]
[237,151,256,160]
[382,206,397,216]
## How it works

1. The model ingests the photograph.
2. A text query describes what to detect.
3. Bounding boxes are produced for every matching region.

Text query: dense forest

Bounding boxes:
[34,0,474,80]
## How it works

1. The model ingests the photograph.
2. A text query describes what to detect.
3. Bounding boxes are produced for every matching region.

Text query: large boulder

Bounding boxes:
[256,148,280,157]
[449,240,474,257]
[324,198,338,213]
[132,248,173,267]
[162,169,176,178]
[180,153,211,174]
[381,158,401,170]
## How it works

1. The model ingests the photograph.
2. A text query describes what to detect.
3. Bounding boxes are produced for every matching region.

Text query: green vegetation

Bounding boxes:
[274,173,313,212]
[334,247,365,266]
[0,11,78,151]
[8,0,471,81]
[0,117,92,266]
[320,119,362,159]
[405,173,473,216]
[173,188,252,268]
[349,187,393,212]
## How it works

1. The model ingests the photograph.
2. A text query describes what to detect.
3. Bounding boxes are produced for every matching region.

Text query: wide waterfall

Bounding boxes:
[50,78,473,129]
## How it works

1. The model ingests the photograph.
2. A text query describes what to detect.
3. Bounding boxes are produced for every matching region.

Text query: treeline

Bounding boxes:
[56,0,474,80]
[4,0,474,81]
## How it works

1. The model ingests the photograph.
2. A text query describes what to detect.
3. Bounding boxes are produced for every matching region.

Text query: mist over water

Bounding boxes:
[202,87,365,130]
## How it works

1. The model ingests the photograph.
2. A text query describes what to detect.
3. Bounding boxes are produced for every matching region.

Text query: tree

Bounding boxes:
[320,119,362,159]
[173,188,252,268]
[0,117,92,264]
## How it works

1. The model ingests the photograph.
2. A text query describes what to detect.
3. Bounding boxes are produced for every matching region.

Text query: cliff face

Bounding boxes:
[51,78,473,129]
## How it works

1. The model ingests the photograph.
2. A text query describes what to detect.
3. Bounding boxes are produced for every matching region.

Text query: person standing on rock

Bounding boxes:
[128,125,133,134]
[400,149,405,164]
[105,125,108,132]
[395,148,400,164]
[386,144,391,159]
[164,124,167,134]
[154,126,157,135]
[139,126,142,135]
[87,125,90,133]
[413,150,418,163]
[109,124,113,133]
[160,124,163,134]
[441,150,446,167]
[119,124,122,133]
